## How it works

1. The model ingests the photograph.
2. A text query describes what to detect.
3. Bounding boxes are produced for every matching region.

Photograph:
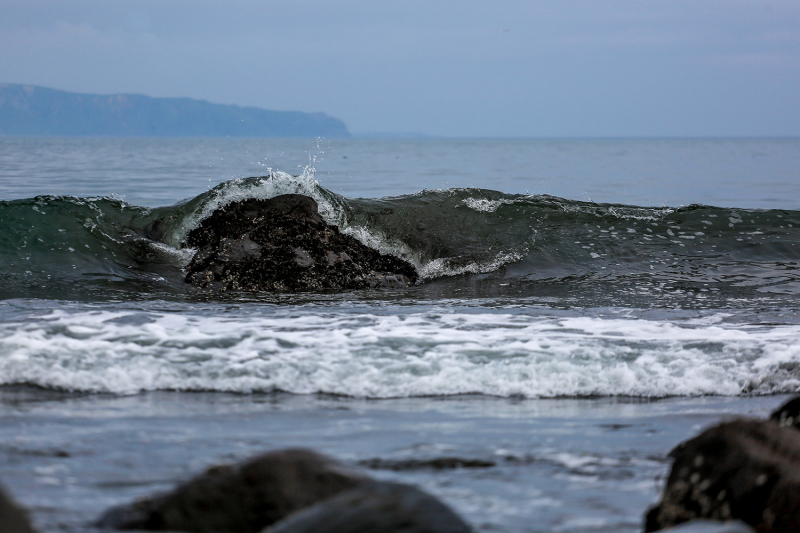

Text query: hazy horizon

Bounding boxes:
[2,1,799,138]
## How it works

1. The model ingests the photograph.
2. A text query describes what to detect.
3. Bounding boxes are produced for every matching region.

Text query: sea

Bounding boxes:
[0,137,799,532]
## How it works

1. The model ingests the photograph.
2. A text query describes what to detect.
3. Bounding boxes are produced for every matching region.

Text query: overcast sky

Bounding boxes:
[2,0,799,137]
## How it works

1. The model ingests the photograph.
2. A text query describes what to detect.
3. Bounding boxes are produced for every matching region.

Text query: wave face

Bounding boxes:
[0,172,343,300]
[1,173,799,307]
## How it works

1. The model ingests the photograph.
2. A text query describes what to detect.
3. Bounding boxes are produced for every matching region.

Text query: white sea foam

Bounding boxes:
[417,250,527,279]
[1,309,798,397]
[338,224,422,268]
[341,224,527,280]
[171,169,348,246]
[462,197,516,213]
[461,194,675,221]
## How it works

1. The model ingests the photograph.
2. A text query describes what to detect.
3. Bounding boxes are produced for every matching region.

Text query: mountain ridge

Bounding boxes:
[0,84,350,138]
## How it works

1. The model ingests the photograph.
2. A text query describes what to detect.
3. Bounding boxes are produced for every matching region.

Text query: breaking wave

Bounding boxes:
[0,173,799,306]
[1,305,799,397]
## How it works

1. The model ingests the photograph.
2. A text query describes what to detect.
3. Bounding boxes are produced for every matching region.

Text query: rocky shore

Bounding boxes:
[183,194,418,292]
[0,484,35,533]
[99,448,472,533]
[3,396,800,532]
[645,396,800,532]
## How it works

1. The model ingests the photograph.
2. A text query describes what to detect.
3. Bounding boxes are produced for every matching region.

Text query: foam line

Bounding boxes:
[2,309,798,397]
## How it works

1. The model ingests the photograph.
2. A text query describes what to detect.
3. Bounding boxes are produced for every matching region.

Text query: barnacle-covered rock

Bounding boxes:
[645,418,800,532]
[183,194,417,292]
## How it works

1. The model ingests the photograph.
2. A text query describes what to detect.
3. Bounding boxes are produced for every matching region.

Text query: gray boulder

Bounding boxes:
[0,484,36,533]
[263,481,473,533]
[645,418,800,532]
[98,448,368,532]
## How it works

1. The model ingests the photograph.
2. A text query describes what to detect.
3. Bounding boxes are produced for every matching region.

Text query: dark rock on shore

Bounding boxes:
[183,194,418,292]
[645,418,800,532]
[98,448,368,532]
[0,484,36,533]
[263,481,473,533]
[771,396,800,430]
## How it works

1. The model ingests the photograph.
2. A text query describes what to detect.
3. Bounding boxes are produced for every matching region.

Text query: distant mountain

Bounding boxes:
[0,84,350,138]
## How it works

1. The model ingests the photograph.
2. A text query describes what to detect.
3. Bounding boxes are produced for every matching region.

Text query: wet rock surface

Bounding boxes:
[771,395,800,430]
[97,448,473,533]
[645,414,800,532]
[263,480,473,533]
[97,448,369,533]
[183,195,418,292]
[0,484,36,533]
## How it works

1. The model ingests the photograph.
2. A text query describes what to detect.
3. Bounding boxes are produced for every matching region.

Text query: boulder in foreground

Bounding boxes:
[184,195,418,292]
[771,395,800,430]
[98,448,368,532]
[645,417,800,532]
[0,484,36,533]
[264,480,473,533]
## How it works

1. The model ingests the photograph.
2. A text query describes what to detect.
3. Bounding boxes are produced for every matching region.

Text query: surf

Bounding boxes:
[0,173,798,305]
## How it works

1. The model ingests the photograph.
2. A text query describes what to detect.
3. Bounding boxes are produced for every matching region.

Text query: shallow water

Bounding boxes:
[0,388,791,533]
[0,137,799,531]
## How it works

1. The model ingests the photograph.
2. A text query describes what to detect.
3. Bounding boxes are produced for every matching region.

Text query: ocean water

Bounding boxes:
[0,137,799,532]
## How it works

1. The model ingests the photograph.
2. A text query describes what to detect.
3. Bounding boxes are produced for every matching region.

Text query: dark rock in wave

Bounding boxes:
[98,449,368,532]
[645,407,800,532]
[264,481,473,533]
[0,484,36,533]
[184,194,418,292]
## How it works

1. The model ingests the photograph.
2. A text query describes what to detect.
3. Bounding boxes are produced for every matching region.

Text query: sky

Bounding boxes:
[1,0,799,138]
